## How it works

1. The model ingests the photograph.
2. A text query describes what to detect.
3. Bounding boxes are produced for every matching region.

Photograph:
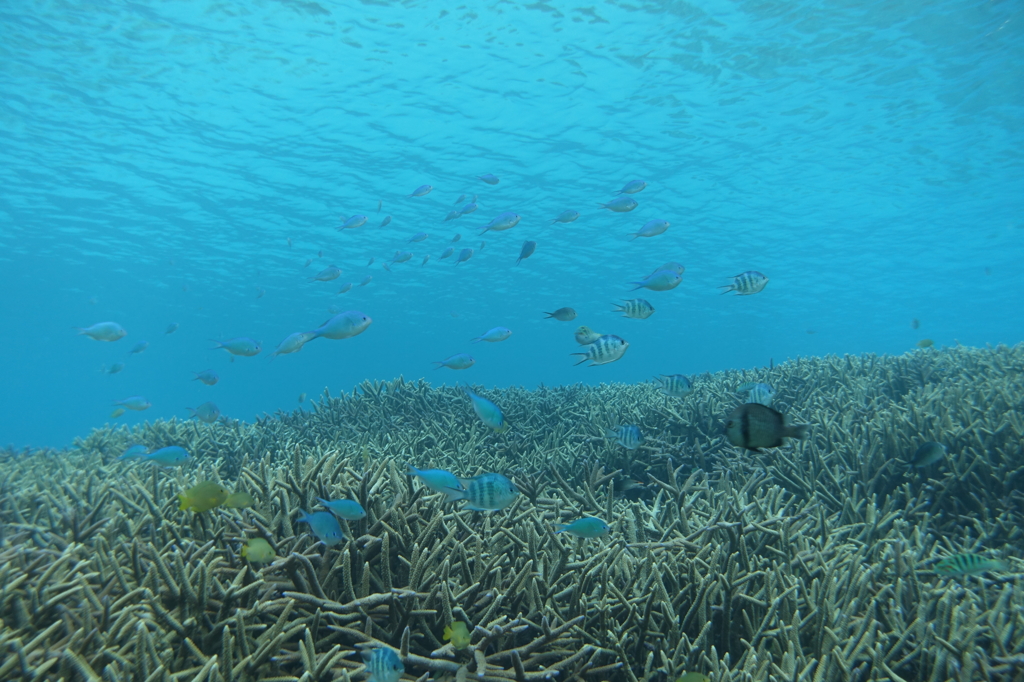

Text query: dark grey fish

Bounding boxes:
[724,403,807,451]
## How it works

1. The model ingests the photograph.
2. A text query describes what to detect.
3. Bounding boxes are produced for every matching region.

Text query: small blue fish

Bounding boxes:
[193,369,219,385]
[337,282,353,294]
[114,396,151,411]
[455,194,468,205]
[480,211,521,235]
[554,517,610,539]
[360,275,373,286]
[128,340,149,355]
[451,234,462,243]
[721,271,769,296]
[434,353,475,370]
[572,335,629,366]
[118,444,149,460]
[317,497,367,520]
[310,265,342,282]
[598,197,638,212]
[445,209,462,221]
[165,323,179,335]
[477,173,500,185]
[463,387,506,431]
[460,203,478,215]
[187,402,220,423]
[392,251,413,264]
[516,241,537,265]
[409,184,433,197]
[341,215,368,230]
[308,311,372,340]
[137,446,191,467]
[211,338,262,356]
[297,509,345,546]
[471,327,512,343]
[616,179,647,195]
[608,425,643,450]
[408,232,429,243]
[655,374,692,398]
[738,382,776,407]
[380,216,392,228]
[408,466,465,502]
[455,248,474,265]
[630,270,682,292]
[551,210,580,224]
[629,219,669,240]
[377,200,382,213]
[361,647,404,682]
[439,246,455,260]
[104,362,126,375]
[447,473,519,511]
[76,322,127,342]
[269,331,316,359]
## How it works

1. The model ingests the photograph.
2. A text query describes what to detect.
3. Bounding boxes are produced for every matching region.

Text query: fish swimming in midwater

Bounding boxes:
[297,509,345,546]
[187,401,221,423]
[461,203,478,215]
[480,211,521,234]
[307,311,372,340]
[934,553,1008,577]
[629,219,669,240]
[409,184,433,197]
[598,196,638,212]
[408,232,429,243]
[391,251,413,264]
[447,473,519,511]
[631,269,682,292]
[268,331,316,359]
[445,209,462,221]
[655,374,692,397]
[178,480,230,513]
[443,621,472,649]
[298,393,306,403]
[463,386,507,431]
[479,240,486,250]
[451,234,462,243]
[224,491,256,508]
[361,647,404,682]
[377,200,382,213]
[574,326,603,345]
[571,335,628,366]
[193,369,219,385]
[554,517,610,538]
[304,258,314,268]
[341,215,368,230]
[211,338,262,356]
[434,353,475,370]
[379,216,392,228]
[76,322,127,342]
[720,271,769,295]
[134,446,191,467]
[310,265,342,282]
[471,327,512,343]
[421,255,430,266]
[909,442,946,467]
[544,307,577,321]
[337,282,353,294]
[552,210,580,224]
[360,275,373,286]
[917,339,934,348]
[110,407,125,418]
[439,246,455,260]
[616,179,647,195]
[516,240,537,265]
[408,466,466,502]
[456,248,474,265]
[241,538,275,563]
[911,318,920,330]
[114,396,151,411]
[104,362,126,375]
[165,323,179,334]
[613,299,655,319]
[652,261,685,275]
[737,382,776,407]
[477,173,500,185]
[724,403,807,451]
[128,340,149,355]
[607,425,643,450]
[317,497,367,520]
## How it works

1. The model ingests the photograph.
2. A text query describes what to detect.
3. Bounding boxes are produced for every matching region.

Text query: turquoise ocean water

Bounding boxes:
[1,0,1021,448]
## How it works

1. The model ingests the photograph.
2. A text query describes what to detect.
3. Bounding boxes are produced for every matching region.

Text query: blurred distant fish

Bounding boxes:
[287,237,292,247]
[297,509,344,546]
[377,199,382,213]
[310,265,342,282]
[88,296,98,304]
[574,326,602,345]
[340,215,368,230]
[738,382,776,406]
[103,362,126,375]
[434,353,476,370]
[631,269,682,292]
[114,396,151,411]
[360,275,373,286]
[613,299,655,319]
[544,307,577,321]
[477,173,500,185]
[724,403,807,452]
[911,318,920,329]
[304,258,313,268]
[298,392,306,403]
[456,248,474,265]
[408,466,465,502]
[480,211,521,234]
[224,491,255,508]
[308,311,372,340]
[463,386,507,431]
[421,254,430,266]
[447,473,519,511]
[328,305,341,314]
[318,250,323,258]
[598,197,638,212]
[317,497,367,520]
[193,369,219,385]
[165,323,179,334]
[135,445,190,467]
[934,553,1008,578]
[451,234,462,243]
[76,322,126,342]
[439,246,455,260]
[110,407,125,418]
[118,444,148,460]
[445,209,462,221]
[572,335,628,366]
[211,338,262,356]
[918,339,934,348]
[187,401,221,423]
[554,517,610,538]
[391,251,413,264]
[655,374,692,398]
[268,331,316,359]
[630,219,669,240]
[616,179,647,194]
[909,441,946,467]
[461,202,478,215]
[720,271,769,295]
[472,327,512,343]
[409,184,433,197]
[455,194,468,205]
[608,425,643,450]
[408,232,429,243]
[479,240,486,250]
[337,282,353,294]
[367,257,375,266]
[516,240,536,265]
[256,287,265,299]
[380,216,392,228]
[552,210,580,224]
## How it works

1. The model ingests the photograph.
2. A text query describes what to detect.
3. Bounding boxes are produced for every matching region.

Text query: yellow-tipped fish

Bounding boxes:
[443,621,471,649]
[240,538,275,563]
[224,491,256,508]
[178,481,230,513]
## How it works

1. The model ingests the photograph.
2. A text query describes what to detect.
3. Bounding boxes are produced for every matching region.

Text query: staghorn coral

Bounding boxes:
[1,345,1022,682]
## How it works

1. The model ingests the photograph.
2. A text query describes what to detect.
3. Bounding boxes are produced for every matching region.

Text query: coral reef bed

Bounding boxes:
[1,345,1023,682]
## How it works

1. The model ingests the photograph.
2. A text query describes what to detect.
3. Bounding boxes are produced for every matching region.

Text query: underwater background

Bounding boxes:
[2,2,1024,682]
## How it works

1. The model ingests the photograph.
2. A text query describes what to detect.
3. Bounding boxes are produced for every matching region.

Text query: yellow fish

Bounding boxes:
[110,407,125,418]
[224,491,255,508]
[677,674,711,682]
[177,481,230,513]
[443,621,471,650]
[240,538,275,563]
[917,339,934,348]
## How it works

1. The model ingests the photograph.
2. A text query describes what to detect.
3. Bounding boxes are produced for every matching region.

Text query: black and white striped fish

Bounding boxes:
[361,647,404,682]
[447,473,519,511]
[738,382,775,406]
[571,334,628,366]
[607,425,643,450]
[613,299,655,319]
[720,271,769,295]
[655,374,692,397]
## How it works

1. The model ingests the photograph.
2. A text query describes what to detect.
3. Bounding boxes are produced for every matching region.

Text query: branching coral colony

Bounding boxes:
[1,345,1022,682]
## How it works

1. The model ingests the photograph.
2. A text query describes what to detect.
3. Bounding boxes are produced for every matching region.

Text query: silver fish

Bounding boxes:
[738,382,776,406]
[655,374,692,397]
[571,334,628,366]
[516,240,536,265]
[607,425,643,450]
[720,271,769,295]
[448,473,519,511]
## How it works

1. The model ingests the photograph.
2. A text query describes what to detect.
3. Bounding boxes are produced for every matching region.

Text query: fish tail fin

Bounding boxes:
[177,494,189,511]
[786,425,809,440]
[186,408,197,418]
[441,486,466,501]
[718,285,735,294]
[296,509,311,523]
[628,282,644,291]
[570,353,588,366]
[470,337,482,343]
[553,524,568,533]
[628,233,639,240]
[240,545,249,558]
[478,227,490,236]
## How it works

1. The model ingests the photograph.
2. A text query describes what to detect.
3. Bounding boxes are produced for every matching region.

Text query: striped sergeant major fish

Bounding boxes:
[613,298,655,319]
[720,271,769,295]
[571,334,628,366]
[738,382,776,406]
[607,425,643,450]
[655,374,692,398]
[934,553,1008,577]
